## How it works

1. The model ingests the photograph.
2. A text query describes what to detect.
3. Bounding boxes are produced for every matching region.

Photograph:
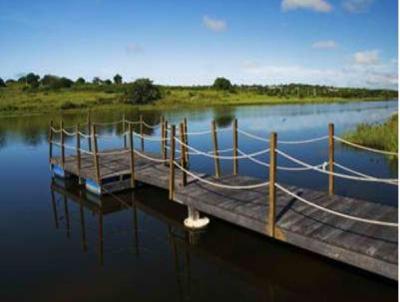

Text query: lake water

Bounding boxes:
[0,100,397,301]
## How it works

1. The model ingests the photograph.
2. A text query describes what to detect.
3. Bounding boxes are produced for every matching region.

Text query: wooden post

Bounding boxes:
[92,125,101,185]
[183,118,189,163]
[122,113,127,149]
[129,123,135,189]
[233,118,238,176]
[179,123,187,186]
[169,125,176,200]
[60,120,65,168]
[329,123,335,195]
[163,120,168,162]
[87,111,92,152]
[76,123,81,178]
[139,114,144,151]
[211,120,221,178]
[268,132,277,238]
[49,120,53,162]
[160,116,165,156]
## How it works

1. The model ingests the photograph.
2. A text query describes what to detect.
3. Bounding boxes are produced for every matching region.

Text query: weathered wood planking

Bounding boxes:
[51,151,398,280]
[174,175,398,280]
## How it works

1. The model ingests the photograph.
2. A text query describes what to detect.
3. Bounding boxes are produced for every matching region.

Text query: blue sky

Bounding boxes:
[0,0,397,88]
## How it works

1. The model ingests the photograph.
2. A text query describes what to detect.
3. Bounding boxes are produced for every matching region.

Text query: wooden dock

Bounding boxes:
[48,117,398,280]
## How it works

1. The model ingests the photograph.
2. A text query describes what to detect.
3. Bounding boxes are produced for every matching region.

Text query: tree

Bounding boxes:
[104,79,112,85]
[125,78,161,104]
[76,77,86,85]
[0,78,5,87]
[113,74,122,84]
[92,77,102,85]
[26,73,40,87]
[213,77,232,90]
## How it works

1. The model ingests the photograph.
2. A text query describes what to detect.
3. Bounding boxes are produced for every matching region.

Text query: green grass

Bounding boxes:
[343,114,398,153]
[0,83,395,117]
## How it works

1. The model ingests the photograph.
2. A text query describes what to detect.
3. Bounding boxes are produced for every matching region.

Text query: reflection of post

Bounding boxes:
[160,116,165,156]
[63,196,70,238]
[131,194,139,256]
[98,211,104,266]
[79,198,87,252]
[184,237,191,299]
[50,189,59,229]
[169,226,183,302]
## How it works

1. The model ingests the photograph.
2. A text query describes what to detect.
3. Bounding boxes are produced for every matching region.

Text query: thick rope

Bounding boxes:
[237,129,269,142]
[334,136,398,156]
[174,137,269,160]
[52,141,93,155]
[333,162,398,185]
[98,149,130,156]
[276,149,398,185]
[238,128,329,145]
[51,127,62,133]
[142,121,160,129]
[134,150,168,163]
[237,149,324,171]
[276,183,398,227]
[79,131,92,139]
[278,135,329,144]
[174,161,269,189]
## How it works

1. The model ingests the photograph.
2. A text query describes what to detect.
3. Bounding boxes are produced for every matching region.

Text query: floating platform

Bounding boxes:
[50,150,398,280]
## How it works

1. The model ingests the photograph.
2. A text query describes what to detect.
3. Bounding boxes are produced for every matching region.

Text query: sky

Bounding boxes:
[0,0,398,89]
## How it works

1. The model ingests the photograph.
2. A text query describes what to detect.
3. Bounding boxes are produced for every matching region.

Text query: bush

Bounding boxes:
[41,75,73,89]
[125,78,161,104]
[0,78,5,87]
[213,77,232,90]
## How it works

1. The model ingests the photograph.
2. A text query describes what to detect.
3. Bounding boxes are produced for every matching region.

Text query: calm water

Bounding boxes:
[0,100,397,301]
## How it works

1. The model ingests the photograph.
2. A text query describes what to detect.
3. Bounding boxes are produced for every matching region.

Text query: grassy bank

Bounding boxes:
[0,82,396,117]
[343,114,398,153]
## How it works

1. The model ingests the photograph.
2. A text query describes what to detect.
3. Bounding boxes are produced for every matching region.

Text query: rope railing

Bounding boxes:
[174,137,269,160]
[134,149,168,163]
[174,161,269,189]
[276,149,398,185]
[237,149,325,171]
[275,183,398,227]
[334,136,398,156]
[52,141,93,155]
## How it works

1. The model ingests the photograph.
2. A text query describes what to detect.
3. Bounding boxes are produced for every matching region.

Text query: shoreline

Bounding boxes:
[0,96,396,119]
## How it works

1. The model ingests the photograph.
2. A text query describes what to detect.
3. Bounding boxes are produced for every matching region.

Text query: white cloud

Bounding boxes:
[312,40,337,49]
[281,0,332,12]
[126,43,143,54]
[353,50,379,65]
[203,15,227,32]
[342,0,373,13]
[241,59,397,89]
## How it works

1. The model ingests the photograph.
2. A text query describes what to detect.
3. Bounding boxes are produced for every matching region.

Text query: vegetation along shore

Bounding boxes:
[0,73,397,117]
[343,114,398,153]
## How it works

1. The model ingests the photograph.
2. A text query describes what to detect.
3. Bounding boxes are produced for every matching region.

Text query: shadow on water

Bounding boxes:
[47,179,396,302]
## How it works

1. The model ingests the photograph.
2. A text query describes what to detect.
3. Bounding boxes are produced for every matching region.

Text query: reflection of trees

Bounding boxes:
[213,107,236,128]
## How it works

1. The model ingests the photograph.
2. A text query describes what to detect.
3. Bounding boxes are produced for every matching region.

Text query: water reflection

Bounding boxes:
[48,179,396,302]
